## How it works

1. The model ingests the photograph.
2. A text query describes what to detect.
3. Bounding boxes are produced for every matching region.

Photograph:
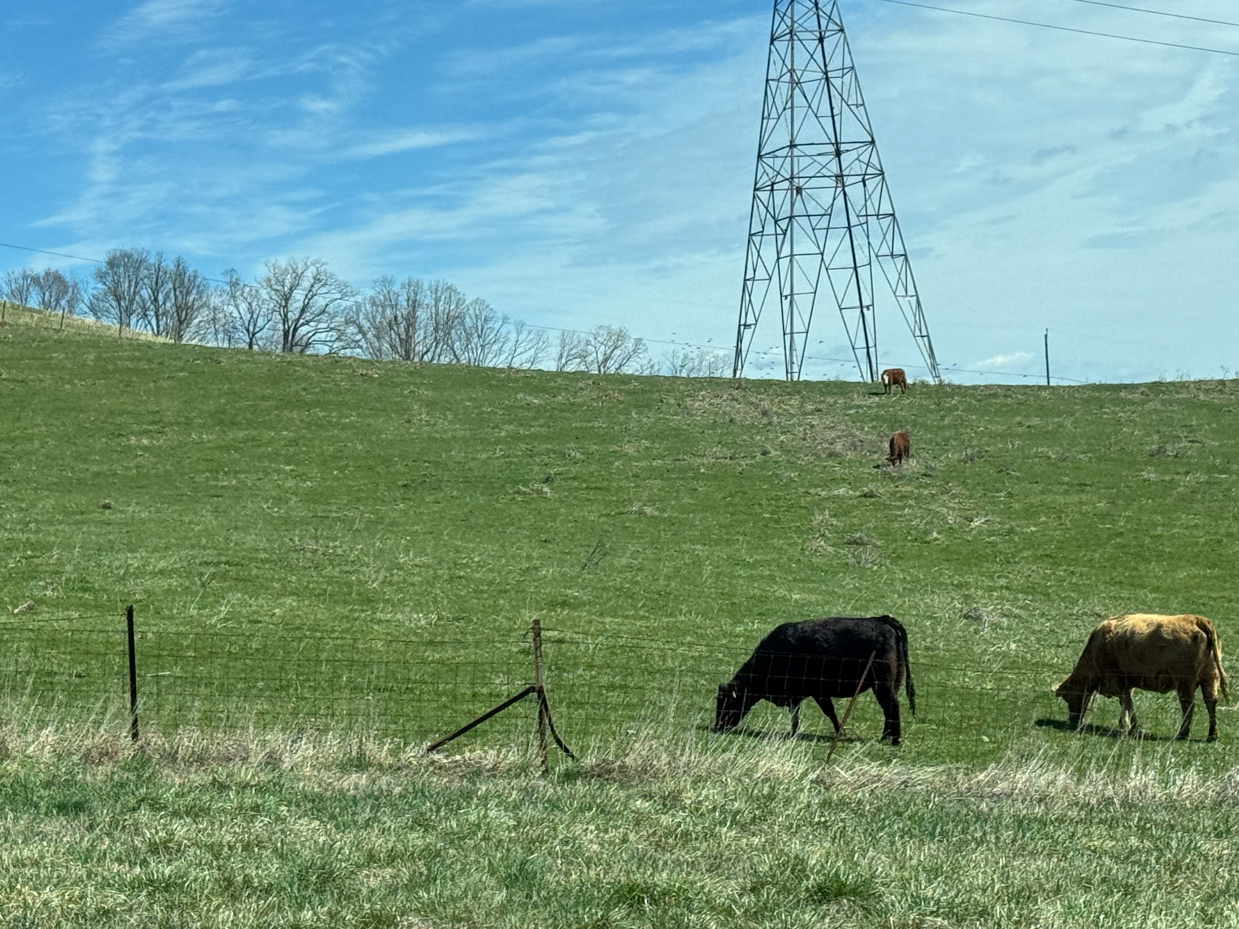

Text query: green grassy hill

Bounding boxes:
[3,305,1239,765]
[6,306,1239,929]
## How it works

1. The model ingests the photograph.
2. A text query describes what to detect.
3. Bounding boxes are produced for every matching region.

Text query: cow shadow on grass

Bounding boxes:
[1034,717,1170,741]
[700,724,867,745]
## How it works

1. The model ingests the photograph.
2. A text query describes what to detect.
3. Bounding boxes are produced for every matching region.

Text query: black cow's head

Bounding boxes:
[713,681,745,732]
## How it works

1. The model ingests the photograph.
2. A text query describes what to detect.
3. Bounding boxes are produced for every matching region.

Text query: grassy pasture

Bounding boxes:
[2,725,1239,929]
[2,305,1239,769]
[5,306,1239,928]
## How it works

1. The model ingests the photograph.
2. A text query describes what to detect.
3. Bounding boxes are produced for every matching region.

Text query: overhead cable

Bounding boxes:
[1054,0,1239,29]
[877,0,1239,57]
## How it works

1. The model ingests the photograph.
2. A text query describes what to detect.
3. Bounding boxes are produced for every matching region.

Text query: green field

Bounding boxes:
[5,306,1239,926]
[4,305,1239,763]
[3,726,1239,928]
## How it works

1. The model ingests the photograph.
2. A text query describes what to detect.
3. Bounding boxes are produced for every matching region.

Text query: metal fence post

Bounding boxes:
[126,605,139,742]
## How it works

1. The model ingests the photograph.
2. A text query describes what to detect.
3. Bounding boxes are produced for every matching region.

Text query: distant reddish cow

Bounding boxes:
[1054,613,1230,741]
[880,368,908,394]
[888,431,911,466]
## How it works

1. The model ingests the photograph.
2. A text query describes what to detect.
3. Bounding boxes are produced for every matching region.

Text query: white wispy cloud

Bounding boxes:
[101,0,230,49]
[344,128,485,160]
[976,352,1034,369]
[14,0,1239,382]
[163,48,253,90]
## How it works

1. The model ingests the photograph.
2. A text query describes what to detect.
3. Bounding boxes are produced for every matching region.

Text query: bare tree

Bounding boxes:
[553,329,590,372]
[138,252,174,338]
[419,279,469,363]
[664,347,730,378]
[89,248,150,336]
[32,269,69,312]
[261,258,355,354]
[63,274,87,329]
[1,267,39,323]
[451,298,511,367]
[585,325,647,374]
[168,257,210,343]
[505,319,551,369]
[30,269,84,329]
[201,286,236,348]
[346,276,427,362]
[214,269,272,350]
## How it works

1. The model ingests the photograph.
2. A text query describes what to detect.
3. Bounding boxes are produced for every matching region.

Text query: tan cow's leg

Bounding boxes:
[1177,684,1197,740]
[1200,679,1220,742]
[1118,691,1141,737]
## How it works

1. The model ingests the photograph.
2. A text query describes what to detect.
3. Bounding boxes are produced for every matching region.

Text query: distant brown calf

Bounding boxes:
[888,431,911,466]
[880,368,907,394]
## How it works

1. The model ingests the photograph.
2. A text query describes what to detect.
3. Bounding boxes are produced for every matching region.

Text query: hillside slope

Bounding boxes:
[3,308,1238,765]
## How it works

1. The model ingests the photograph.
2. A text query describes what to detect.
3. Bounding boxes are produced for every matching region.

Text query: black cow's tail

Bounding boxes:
[879,615,916,717]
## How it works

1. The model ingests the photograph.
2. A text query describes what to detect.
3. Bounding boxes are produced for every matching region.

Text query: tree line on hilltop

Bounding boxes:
[1,249,729,378]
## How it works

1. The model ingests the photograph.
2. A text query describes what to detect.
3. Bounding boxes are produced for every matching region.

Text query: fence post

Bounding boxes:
[826,651,875,764]
[126,605,140,742]
[532,618,549,773]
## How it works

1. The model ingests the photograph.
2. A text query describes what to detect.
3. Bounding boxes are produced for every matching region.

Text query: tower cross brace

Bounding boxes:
[734,0,941,384]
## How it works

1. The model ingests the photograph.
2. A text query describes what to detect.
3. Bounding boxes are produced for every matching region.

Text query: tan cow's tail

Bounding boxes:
[1198,616,1230,703]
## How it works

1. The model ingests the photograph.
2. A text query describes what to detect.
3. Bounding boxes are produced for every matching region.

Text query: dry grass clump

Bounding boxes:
[683,388,880,459]
[3,303,167,341]
[844,530,879,547]
[849,549,883,568]
[5,714,1239,809]
[962,606,1004,630]
[6,717,1239,929]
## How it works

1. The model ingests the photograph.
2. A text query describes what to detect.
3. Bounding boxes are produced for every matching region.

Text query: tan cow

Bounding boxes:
[880,368,907,394]
[1054,613,1229,741]
[887,430,911,466]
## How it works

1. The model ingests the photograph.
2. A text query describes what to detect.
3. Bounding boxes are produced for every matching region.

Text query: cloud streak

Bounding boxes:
[101,0,230,50]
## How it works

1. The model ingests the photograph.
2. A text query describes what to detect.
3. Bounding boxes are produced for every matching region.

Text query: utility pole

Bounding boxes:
[1045,329,1051,386]
[734,0,941,384]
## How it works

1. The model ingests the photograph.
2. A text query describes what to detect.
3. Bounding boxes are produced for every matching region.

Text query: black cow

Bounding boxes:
[713,616,916,744]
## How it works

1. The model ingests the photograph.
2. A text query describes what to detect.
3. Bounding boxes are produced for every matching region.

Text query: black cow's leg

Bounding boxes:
[874,684,902,745]
[814,695,841,734]
[789,701,801,737]
[1176,685,1196,741]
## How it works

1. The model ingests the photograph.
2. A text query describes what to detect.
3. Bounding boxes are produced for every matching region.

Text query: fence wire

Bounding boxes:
[0,614,1212,751]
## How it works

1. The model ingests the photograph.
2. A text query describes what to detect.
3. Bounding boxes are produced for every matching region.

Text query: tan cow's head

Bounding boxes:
[1053,677,1092,730]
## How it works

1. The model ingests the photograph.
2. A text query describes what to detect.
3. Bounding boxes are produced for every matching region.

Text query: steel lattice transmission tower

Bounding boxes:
[733,0,941,383]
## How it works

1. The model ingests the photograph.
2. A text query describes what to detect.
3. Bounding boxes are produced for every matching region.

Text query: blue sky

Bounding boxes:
[3,0,1239,383]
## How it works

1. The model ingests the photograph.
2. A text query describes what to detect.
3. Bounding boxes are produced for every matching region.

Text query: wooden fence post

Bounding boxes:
[532,618,549,772]
[826,652,875,764]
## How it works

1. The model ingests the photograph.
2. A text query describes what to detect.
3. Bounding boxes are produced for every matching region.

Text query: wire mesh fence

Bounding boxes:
[1,610,1219,754]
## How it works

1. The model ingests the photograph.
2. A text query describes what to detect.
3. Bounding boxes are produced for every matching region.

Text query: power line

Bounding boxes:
[877,0,1239,57]
[1054,0,1239,30]
[0,241,237,288]
[0,242,104,265]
